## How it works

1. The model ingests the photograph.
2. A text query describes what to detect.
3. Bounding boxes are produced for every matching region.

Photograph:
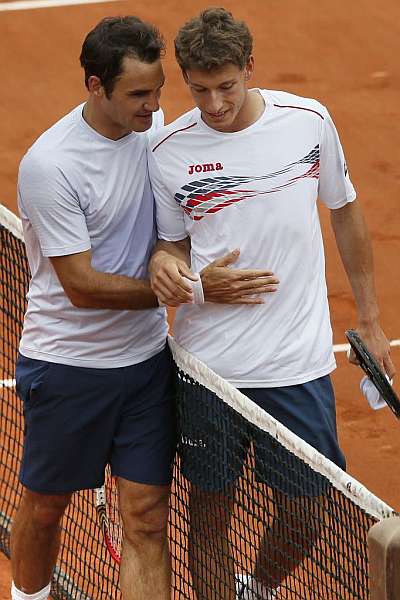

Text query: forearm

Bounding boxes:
[71,271,158,310]
[330,200,379,325]
[331,200,394,376]
[50,252,158,310]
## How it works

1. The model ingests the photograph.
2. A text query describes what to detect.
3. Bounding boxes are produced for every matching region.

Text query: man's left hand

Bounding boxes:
[348,322,396,380]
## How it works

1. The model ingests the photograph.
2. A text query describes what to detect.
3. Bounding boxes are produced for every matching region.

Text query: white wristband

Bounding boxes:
[347,349,392,411]
[183,274,205,304]
[360,375,393,411]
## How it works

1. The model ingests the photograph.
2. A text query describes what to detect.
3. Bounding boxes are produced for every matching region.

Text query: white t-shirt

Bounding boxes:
[18,104,168,368]
[149,90,356,387]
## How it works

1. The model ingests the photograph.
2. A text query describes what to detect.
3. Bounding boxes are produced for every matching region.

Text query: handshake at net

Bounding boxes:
[149,247,280,308]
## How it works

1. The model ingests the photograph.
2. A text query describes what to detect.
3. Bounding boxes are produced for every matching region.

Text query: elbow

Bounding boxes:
[68,293,90,308]
[70,297,89,309]
[65,286,93,309]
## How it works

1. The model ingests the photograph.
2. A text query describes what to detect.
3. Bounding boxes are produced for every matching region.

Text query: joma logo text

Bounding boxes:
[188,162,224,175]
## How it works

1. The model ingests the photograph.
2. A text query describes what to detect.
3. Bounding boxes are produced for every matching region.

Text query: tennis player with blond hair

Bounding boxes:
[149,7,395,599]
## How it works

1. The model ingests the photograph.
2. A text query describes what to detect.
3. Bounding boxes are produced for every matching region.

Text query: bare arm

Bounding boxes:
[50,250,158,310]
[149,239,280,307]
[330,199,395,378]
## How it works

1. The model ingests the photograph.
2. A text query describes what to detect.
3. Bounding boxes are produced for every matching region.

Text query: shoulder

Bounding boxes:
[19,147,59,183]
[262,89,329,121]
[149,108,199,154]
[20,105,83,172]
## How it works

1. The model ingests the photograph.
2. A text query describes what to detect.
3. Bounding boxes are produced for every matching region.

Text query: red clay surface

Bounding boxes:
[1,0,400,594]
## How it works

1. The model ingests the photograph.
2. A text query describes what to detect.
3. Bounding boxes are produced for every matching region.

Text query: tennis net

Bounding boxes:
[0,203,396,599]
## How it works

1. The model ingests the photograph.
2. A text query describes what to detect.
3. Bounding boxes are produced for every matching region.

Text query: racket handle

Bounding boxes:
[96,486,106,506]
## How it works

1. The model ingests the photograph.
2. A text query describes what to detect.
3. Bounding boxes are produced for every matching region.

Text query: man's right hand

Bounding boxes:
[150,250,198,307]
[201,249,279,304]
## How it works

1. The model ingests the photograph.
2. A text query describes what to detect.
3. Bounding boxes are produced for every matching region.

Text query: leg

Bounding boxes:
[188,486,236,600]
[12,357,125,595]
[240,377,345,596]
[117,477,171,600]
[253,491,321,593]
[10,487,71,593]
[177,374,247,600]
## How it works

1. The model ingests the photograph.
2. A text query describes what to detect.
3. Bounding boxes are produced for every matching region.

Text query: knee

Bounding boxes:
[122,492,169,544]
[21,489,71,528]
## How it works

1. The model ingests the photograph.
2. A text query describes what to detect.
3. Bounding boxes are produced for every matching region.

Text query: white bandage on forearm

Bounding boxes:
[11,582,51,600]
[360,375,392,410]
[183,274,205,304]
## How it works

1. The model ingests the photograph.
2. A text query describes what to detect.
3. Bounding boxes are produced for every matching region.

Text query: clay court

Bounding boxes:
[0,0,399,596]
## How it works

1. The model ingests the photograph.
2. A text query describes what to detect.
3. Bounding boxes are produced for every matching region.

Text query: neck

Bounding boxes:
[232,89,265,131]
[82,99,131,141]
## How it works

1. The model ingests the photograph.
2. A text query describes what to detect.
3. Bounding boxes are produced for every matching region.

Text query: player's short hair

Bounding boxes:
[175,7,253,72]
[80,16,165,98]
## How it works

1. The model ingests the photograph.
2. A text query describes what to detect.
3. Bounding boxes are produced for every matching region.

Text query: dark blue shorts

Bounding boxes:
[179,375,345,496]
[16,347,176,494]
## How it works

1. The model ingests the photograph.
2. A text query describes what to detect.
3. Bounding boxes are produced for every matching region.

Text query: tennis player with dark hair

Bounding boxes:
[149,7,395,600]
[11,16,172,600]
[11,14,280,600]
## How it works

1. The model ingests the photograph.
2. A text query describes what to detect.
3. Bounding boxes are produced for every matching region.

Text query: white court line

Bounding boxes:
[0,0,121,12]
[333,339,400,353]
[0,340,399,388]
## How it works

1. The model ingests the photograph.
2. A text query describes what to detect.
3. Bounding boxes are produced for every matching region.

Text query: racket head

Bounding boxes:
[345,329,400,419]
[95,467,122,564]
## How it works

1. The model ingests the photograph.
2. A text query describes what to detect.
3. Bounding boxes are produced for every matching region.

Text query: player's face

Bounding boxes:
[99,56,165,138]
[184,60,254,132]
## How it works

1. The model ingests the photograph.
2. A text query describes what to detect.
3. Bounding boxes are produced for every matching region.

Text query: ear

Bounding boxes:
[244,56,255,81]
[87,75,104,97]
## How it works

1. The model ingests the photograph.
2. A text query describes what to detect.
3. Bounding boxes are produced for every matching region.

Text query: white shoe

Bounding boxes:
[235,573,277,599]
[236,573,248,599]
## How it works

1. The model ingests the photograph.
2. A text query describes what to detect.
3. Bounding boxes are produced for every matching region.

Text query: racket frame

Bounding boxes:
[95,483,122,564]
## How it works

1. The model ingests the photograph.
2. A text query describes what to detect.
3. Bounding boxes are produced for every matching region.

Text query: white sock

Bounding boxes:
[11,581,51,600]
[236,573,278,599]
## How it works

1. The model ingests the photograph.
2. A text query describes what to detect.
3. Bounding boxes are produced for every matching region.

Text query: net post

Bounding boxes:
[369,516,400,600]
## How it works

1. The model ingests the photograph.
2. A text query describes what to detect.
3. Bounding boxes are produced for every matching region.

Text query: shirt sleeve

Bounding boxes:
[318,110,357,209]
[18,153,91,257]
[147,148,187,241]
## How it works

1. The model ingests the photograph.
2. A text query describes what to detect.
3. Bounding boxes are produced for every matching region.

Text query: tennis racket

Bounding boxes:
[95,465,122,563]
[345,329,400,419]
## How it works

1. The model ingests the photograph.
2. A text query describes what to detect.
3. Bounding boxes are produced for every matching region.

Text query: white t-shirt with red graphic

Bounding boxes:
[149,89,356,387]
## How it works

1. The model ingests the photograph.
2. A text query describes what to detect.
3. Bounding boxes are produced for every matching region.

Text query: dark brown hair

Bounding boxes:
[80,16,165,98]
[175,7,253,72]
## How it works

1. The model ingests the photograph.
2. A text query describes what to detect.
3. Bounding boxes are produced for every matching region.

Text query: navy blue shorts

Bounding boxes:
[179,375,345,496]
[16,347,176,494]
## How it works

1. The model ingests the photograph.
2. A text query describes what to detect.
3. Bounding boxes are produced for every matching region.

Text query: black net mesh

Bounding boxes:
[0,214,120,599]
[0,207,395,599]
[170,368,380,600]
